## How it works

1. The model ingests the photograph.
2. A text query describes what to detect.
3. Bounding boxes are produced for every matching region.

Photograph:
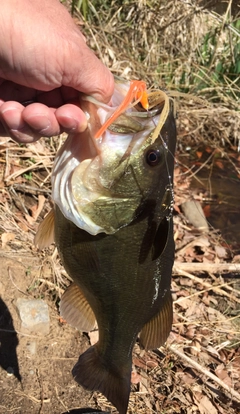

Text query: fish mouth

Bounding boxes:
[51,80,172,235]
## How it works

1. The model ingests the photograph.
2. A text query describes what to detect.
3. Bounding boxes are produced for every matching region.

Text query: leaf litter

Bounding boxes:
[0,1,240,413]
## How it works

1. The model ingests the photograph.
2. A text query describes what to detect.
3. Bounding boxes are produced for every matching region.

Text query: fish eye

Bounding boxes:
[145,149,162,166]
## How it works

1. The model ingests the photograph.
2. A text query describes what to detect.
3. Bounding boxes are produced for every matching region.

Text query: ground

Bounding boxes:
[0,135,239,414]
[0,2,240,412]
[0,254,93,414]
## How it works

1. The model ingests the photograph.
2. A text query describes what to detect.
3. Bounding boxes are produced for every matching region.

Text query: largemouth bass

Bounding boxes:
[35,79,176,414]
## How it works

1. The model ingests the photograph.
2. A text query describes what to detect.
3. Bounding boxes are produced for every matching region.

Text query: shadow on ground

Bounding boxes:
[61,409,110,414]
[0,295,21,381]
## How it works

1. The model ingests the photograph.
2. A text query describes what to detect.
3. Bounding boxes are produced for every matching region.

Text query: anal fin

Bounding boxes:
[34,208,55,249]
[140,292,173,350]
[60,283,96,332]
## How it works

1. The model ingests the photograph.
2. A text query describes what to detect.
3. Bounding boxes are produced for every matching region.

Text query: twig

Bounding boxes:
[38,278,64,294]
[174,262,240,274]
[168,344,240,403]
[8,267,28,296]
[174,280,238,304]
[55,386,69,412]
[208,272,240,297]
[173,267,240,304]
[0,328,39,338]
[36,369,44,414]
[175,268,240,303]
[5,160,45,182]
[14,390,50,404]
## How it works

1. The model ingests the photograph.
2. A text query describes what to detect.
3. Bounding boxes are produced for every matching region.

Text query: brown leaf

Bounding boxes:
[133,357,146,369]
[196,151,203,159]
[17,222,29,232]
[30,195,45,221]
[88,330,99,346]
[203,204,211,218]
[215,245,227,259]
[27,140,46,154]
[215,160,224,170]
[185,325,196,339]
[177,371,196,385]
[24,214,35,226]
[1,232,15,249]
[196,395,218,414]
[131,370,141,384]
[215,364,232,386]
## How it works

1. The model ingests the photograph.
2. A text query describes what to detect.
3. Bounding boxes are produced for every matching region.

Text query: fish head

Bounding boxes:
[52,80,176,235]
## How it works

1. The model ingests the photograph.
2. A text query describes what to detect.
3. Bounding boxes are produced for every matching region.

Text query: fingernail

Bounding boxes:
[10,127,40,143]
[1,108,25,130]
[25,115,51,131]
[59,116,87,133]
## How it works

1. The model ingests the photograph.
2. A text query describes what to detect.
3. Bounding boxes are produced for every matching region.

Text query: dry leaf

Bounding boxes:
[215,364,232,387]
[1,232,15,249]
[196,395,218,414]
[17,222,29,232]
[88,330,99,346]
[27,140,46,154]
[30,195,45,221]
[131,370,141,384]
[215,160,224,170]
[203,204,211,218]
[24,214,35,226]
[215,245,227,259]
[133,357,146,369]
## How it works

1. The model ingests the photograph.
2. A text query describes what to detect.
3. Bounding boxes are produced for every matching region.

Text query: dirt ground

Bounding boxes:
[1,256,239,414]
[0,187,240,414]
[0,253,98,414]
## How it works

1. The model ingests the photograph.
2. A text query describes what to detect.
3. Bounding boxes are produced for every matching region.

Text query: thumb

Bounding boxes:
[63,42,115,103]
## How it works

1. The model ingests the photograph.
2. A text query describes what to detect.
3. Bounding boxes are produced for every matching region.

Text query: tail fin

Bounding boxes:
[72,346,131,414]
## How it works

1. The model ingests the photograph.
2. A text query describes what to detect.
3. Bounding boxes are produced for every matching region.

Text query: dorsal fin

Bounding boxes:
[34,208,55,249]
[60,283,96,332]
[139,292,173,350]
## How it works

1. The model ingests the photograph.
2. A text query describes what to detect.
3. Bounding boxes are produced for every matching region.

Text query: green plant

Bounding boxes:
[23,171,33,181]
[70,0,89,19]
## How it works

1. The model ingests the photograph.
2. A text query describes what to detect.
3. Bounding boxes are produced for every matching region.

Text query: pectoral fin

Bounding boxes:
[152,216,169,260]
[34,208,55,249]
[60,283,96,332]
[140,292,173,350]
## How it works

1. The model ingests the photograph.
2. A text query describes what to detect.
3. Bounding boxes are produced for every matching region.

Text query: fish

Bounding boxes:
[35,79,176,414]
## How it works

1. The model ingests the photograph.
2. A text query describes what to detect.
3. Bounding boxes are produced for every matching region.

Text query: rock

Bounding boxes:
[16,298,50,335]
[181,200,208,231]
[6,367,14,377]
[26,341,37,355]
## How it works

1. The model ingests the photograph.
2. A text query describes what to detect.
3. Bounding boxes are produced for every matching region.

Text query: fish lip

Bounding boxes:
[128,104,164,118]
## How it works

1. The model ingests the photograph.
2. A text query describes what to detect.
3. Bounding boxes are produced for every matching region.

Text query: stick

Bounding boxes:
[173,267,240,304]
[168,345,240,403]
[174,262,240,274]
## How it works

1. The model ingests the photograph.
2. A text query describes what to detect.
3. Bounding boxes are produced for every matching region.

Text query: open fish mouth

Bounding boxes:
[51,79,172,235]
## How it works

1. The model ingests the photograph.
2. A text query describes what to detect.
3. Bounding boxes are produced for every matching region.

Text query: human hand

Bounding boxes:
[0,0,114,143]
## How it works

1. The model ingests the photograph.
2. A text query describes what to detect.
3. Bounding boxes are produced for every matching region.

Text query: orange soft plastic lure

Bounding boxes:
[94,80,149,139]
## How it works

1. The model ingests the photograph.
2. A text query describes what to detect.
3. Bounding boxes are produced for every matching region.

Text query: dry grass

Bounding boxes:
[70,0,240,147]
